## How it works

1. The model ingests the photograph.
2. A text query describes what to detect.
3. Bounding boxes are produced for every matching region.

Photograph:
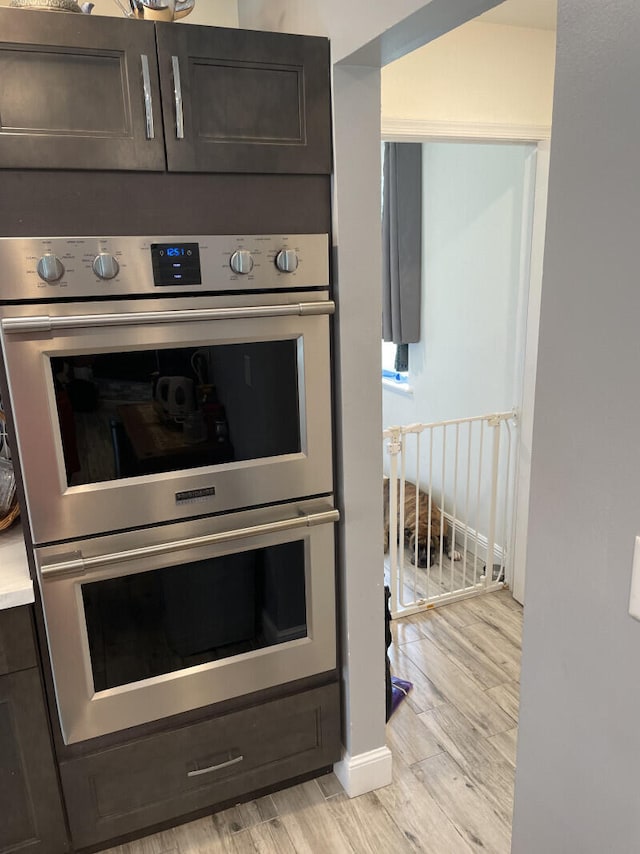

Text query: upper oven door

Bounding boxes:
[0,291,333,544]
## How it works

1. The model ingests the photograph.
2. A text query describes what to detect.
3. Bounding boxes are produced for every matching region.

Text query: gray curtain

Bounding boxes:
[382,142,422,344]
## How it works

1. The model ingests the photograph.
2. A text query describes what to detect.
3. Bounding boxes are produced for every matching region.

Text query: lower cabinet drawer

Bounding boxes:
[60,681,340,849]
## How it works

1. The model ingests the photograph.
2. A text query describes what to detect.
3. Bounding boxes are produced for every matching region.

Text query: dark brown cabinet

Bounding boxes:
[155,24,331,174]
[0,608,69,854]
[0,8,331,175]
[60,681,340,850]
[0,10,165,172]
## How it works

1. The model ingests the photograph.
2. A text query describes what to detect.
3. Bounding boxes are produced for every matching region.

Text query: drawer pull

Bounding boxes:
[187,755,244,778]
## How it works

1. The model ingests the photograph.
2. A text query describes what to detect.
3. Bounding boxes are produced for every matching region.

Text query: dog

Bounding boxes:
[383,477,461,568]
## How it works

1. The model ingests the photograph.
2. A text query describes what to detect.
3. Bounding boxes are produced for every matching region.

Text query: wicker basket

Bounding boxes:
[0,501,20,532]
[0,411,19,531]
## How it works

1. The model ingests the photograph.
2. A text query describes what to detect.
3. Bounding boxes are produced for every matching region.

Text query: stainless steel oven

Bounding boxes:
[34,497,337,744]
[0,233,337,745]
[0,234,333,545]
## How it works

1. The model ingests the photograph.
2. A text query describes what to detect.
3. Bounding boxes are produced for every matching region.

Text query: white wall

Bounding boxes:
[383,141,535,554]
[383,141,536,429]
[0,0,239,25]
[382,21,555,133]
[512,1,640,850]
[238,0,503,64]
[330,64,390,784]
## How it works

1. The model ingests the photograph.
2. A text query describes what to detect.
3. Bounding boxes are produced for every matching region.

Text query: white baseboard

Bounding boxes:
[333,746,393,798]
[443,511,506,566]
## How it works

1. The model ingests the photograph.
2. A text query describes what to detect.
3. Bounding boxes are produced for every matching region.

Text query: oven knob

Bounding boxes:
[36,253,65,283]
[230,250,253,275]
[92,253,120,280]
[275,249,299,273]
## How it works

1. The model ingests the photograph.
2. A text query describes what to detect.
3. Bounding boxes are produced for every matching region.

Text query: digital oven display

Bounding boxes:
[151,243,202,286]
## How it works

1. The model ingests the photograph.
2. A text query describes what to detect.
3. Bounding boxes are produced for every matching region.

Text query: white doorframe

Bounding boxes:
[512,139,551,604]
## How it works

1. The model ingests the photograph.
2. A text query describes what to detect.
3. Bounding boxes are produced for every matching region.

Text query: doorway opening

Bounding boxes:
[380,1,556,607]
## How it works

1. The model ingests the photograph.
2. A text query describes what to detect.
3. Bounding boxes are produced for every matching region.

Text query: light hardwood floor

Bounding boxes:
[103,589,522,854]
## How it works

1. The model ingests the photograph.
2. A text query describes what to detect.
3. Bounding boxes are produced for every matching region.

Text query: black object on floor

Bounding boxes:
[384,585,414,720]
[385,585,393,721]
[484,563,505,581]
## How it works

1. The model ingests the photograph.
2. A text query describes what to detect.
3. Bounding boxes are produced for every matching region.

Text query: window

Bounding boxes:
[381,342,410,388]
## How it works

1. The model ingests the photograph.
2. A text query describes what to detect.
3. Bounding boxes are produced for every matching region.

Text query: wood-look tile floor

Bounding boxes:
[102,589,522,854]
[384,547,506,608]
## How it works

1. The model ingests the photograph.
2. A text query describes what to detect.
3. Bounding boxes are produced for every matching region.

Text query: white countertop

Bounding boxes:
[0,522,34,609]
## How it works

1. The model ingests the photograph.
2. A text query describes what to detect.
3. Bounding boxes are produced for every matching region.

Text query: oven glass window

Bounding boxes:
[82,540,307,692]
[50,342,301,486]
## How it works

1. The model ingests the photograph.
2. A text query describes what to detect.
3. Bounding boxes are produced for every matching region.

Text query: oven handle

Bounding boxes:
[1,301,335,335]
[39,509,340,580]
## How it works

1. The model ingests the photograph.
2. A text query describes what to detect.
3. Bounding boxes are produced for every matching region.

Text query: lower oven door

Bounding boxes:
[35,498,338,745]
[1,291,333,544]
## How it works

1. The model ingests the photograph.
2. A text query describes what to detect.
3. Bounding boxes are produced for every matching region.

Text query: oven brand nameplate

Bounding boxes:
[175,487,216,504]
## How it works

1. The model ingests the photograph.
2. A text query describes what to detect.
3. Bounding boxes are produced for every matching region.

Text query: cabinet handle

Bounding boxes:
[140,54,155,139]
[172,55,185,140]
[187,755,244,777]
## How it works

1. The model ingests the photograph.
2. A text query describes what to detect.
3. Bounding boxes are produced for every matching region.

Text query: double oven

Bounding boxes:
[0,233,337,745]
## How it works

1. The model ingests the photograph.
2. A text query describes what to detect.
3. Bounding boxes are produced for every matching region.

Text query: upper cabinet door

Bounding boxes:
[156,25,331,174]
[0,10,165,172]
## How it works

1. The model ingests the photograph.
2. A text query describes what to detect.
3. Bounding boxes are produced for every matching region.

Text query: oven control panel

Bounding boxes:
[0,234,330,302]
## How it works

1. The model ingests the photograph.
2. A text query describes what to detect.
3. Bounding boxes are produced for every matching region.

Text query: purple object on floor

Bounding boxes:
[390,676,413,717]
